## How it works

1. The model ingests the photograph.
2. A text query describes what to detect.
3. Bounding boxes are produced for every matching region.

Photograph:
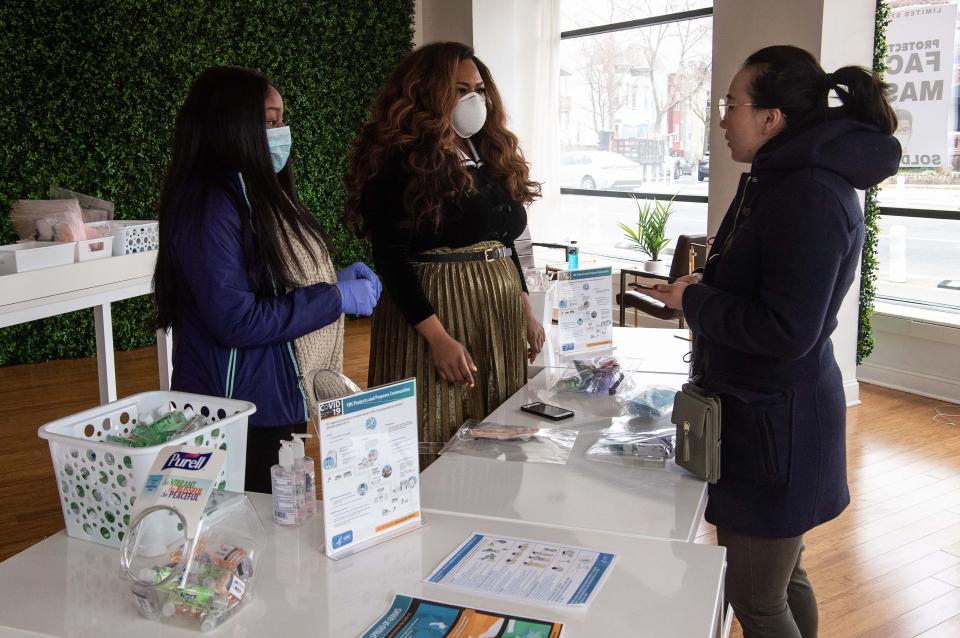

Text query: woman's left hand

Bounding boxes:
[644,281,689,311]
[522,293,546,363]
[526,315,546,363]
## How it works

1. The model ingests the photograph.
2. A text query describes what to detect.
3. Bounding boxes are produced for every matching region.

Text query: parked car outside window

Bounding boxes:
[558,150,645,190]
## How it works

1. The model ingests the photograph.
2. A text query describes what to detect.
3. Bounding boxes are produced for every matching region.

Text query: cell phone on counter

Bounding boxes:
[520,401,575,421]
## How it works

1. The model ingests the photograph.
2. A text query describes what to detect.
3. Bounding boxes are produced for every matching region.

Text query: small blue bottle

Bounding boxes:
[567,241,579,270]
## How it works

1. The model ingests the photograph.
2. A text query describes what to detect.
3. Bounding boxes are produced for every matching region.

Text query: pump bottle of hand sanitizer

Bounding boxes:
[291,433,316,518]
[271,441,300,526]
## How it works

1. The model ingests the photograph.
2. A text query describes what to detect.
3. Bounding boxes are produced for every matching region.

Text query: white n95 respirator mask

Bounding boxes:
[451,92,487,138]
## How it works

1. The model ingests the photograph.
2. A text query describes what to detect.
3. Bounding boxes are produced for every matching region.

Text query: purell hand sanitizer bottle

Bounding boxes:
[271,441,300,525]
[291,433,316,518]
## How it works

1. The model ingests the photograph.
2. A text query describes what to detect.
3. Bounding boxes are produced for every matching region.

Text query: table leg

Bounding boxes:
[156,328,173,391]
[93,303,117,404]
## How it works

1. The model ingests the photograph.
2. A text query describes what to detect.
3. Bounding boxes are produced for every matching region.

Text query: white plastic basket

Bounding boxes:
[75,235,114,262]
[38,391,255,548]
[109,220,159,254]
[0,241,75,274]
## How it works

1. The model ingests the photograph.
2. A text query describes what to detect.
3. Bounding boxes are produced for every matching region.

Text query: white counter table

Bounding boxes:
[422,327,707,542]
[0,493,725,637]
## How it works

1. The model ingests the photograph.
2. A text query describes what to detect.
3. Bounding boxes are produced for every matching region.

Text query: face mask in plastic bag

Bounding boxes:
[551,357,628,396]
[586,415,676,466]
[439,419,579,465]
[621,385,678,422]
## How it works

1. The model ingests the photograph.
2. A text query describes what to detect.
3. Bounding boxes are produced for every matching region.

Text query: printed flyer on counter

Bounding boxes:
[426,533,616,608]
[360,594,563,638]
[316,378,421,557]
[555,267,613,354]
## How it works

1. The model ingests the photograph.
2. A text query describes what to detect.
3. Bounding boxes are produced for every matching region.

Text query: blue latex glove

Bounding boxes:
[336,279,379,316]
[336,262,382,299]
[335,262,381,316]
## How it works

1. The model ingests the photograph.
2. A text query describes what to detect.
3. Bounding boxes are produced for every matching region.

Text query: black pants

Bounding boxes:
[244,422,308,494]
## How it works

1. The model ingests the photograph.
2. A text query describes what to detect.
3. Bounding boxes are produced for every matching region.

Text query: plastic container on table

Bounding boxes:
[38,391,255,548]
[108,220,159,254]
[121,490,265,633]
[74,235,114,262]
[0,241,75,274]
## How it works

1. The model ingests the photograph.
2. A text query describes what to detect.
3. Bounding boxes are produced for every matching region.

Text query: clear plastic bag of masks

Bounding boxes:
[537,357,644,419]
[120,490,265,633]
[586,416,676,467]
[439,419,579,465]
[617,384,678,422]
[587,385,678,466]
[548,357,634,396]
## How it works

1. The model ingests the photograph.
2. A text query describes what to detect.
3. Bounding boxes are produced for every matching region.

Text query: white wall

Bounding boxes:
[414,0,473,48]
[472,0,560,244]
[859,305,960,403]
[710,0,876,405]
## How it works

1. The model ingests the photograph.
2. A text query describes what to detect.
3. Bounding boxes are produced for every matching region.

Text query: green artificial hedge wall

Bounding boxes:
[0,0,413,366]
[857,0,890,365]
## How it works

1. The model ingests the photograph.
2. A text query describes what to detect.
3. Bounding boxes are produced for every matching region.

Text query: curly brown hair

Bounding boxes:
[344,42,540,236]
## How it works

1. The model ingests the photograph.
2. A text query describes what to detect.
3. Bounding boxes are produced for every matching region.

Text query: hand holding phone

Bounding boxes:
[630,282,655,291]
[521,402,575,421]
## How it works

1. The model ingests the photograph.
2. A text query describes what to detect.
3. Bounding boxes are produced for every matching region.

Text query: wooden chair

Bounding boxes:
[616,234,707,327]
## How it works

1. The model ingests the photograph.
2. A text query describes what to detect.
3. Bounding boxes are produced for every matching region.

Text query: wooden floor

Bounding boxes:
[1,319,959,637]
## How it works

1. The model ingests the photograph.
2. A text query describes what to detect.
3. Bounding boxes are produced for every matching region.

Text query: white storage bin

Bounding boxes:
[38,391,255,548]
[75,235,114,262]
[0,241,75,275]
[109,220,159,254]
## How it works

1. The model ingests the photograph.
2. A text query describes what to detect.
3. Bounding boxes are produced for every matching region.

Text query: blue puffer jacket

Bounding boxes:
[682,119,900,538]
[168,175,342,426]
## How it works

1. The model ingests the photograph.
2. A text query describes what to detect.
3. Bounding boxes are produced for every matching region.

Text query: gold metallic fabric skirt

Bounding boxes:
[368,240,527,466]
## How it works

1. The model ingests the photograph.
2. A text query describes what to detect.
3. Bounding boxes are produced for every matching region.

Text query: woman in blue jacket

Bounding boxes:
[153,66,381,492]
[647,46,900,637]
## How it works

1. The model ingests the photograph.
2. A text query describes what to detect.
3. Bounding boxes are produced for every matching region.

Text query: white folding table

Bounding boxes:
[0,251,171,404]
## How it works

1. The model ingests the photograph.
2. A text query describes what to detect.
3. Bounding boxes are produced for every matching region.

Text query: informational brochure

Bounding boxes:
[360,594,563,638]
[426,533,616,608]
[555,266,613,354]
[316,378,422,557]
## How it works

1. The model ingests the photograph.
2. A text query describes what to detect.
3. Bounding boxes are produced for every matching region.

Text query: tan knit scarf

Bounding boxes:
[276,216,344,389]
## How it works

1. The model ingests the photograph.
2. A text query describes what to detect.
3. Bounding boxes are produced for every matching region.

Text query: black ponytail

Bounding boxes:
[828,65,898,134]
[744,45,897,135]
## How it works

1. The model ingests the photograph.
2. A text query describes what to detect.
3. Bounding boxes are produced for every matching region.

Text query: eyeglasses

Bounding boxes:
[717,97,759,119]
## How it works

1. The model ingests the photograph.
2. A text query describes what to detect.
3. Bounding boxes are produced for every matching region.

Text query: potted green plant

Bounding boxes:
[618,195,675,272]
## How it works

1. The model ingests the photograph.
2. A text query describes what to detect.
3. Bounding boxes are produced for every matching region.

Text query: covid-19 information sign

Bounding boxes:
[886,3,957,169]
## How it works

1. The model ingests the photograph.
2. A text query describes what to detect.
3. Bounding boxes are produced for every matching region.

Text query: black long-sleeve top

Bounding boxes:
[361,151,529,326]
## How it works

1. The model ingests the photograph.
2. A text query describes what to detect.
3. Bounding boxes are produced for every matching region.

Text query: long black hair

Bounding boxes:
[153,65,328,331]
[744,45,897,135]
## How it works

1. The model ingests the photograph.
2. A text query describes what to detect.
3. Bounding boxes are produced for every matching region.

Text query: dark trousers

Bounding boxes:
[717,527,818,638]
[244,422,307,494]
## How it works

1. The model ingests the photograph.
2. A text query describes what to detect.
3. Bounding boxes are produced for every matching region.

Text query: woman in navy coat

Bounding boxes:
[647,46,900,637]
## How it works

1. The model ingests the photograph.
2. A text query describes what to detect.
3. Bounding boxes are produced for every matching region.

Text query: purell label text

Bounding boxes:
[161,451,212,471]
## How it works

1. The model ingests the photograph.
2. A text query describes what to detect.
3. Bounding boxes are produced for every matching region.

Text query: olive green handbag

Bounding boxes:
[671,382,721,484]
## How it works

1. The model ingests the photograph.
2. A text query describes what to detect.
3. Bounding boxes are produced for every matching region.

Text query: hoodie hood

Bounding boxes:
[753,119,901,190]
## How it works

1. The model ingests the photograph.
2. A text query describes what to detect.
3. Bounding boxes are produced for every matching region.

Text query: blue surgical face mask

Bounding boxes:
[266,125,291,172]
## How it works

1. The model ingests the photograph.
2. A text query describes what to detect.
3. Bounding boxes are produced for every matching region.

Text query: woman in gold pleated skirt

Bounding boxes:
[369,240,527,453]
[344,43,544,467]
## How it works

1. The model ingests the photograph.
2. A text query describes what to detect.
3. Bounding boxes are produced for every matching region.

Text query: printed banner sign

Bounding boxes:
[886,3,958,168]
